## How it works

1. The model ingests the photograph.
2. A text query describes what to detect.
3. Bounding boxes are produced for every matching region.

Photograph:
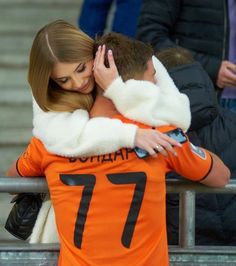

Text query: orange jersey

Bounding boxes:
[17,119,212,266]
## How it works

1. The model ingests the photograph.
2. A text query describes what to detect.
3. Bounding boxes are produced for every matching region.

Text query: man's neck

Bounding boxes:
[90,93,119,118]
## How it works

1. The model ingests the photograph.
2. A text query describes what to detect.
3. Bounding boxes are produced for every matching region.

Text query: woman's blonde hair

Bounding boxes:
[28,20,95,112]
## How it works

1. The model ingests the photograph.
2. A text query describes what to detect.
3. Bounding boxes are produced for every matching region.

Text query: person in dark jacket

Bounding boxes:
[137,0,236,111]
[157,47,236,245]
[79,0,142,38]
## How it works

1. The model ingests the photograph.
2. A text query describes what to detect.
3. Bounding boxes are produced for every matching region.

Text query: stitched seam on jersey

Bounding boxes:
[16,158,23,177]
[197,154,213,182]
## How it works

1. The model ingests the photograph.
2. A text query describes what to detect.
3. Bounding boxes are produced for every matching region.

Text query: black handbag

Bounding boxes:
[5,193,44,240]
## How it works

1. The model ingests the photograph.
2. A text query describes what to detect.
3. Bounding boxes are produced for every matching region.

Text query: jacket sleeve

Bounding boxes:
[169,62,218,131]
[137,0,221,83]
[104,56,191,132]
[32,99,137,157]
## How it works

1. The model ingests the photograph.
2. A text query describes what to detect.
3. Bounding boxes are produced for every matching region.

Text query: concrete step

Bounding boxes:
[0,127,31,175]
[0,2,83,66]
[1,35,31,53]
[0,55,28,68]
[0,105,32,129]
[0,145,28,175]
[0,128,32,146]
[0,36,31,67]
[0,89,31,105]
[0,68,28,90]
[0,3,81,35]
[0,0,80,5]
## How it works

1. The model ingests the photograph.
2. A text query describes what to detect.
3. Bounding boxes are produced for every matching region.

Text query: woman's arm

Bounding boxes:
[33,99,179,157]
[94,48,191,132]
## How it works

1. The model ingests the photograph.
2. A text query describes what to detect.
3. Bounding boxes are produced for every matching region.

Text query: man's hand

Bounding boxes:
[93,45,119,91]
[134,128,182,157]
[216,60,236,88]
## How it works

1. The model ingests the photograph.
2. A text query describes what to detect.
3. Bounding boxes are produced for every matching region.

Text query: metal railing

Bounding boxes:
[1,177,236,265]
[166,179,236,248]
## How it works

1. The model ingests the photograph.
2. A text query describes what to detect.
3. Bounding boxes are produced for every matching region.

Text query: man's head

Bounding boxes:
[156,47,194,70]
[94,33,155,82]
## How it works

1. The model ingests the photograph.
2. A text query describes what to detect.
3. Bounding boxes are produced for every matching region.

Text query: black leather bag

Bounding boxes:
[5,193,44,240]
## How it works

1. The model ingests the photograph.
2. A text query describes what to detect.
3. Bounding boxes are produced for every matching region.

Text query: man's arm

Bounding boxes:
[6,161,20,177]
[167,139,230,188]
[200,151,230,187]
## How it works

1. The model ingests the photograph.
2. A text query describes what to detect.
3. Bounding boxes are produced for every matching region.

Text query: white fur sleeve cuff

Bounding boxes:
[120,123,137,148]
[103,76,124,100]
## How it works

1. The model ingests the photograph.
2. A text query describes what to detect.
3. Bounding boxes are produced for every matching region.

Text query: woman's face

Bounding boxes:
[51,60,95,94]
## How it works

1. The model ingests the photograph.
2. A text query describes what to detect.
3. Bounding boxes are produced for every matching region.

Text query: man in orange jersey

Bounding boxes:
[7,33,230,266]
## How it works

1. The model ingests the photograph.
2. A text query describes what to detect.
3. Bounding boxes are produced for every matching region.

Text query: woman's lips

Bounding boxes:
[78,80,90,92]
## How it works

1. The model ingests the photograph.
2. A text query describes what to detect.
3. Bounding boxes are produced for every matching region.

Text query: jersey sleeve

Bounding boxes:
[17,138,44,177]
[166,139,213,182]
[32,99,137,157]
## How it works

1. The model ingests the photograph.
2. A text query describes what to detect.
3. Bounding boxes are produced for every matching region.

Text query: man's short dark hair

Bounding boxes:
[156,47,194,70]
[94,32,154,81]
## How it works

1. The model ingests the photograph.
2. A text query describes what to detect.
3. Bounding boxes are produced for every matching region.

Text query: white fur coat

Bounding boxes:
[30,56,191,244]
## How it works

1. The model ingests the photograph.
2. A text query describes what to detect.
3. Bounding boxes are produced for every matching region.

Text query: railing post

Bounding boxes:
[179,190,195,248]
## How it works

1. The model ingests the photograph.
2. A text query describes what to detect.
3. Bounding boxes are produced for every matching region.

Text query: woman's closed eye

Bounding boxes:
[58,78,68,84]
[76,64,86,73]
[52,62,88,86]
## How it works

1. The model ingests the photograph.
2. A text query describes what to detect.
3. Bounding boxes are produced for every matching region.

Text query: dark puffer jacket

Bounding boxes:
[166,62,236,245]
[137,0,229,84]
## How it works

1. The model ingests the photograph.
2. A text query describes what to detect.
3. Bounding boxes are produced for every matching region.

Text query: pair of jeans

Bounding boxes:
[78,0,142,38]
[220,98,236,113]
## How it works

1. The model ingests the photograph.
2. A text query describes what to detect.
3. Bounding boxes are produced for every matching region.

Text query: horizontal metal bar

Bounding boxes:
[169,245,236,254]
[0,177,48,193]
[0,177,236,193]
[1,243,236,253]
[1,243,236,266]
[166,179,236,193]
[0,243,59,251]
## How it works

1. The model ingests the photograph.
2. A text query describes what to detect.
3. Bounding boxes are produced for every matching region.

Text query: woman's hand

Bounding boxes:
[134,128,182,157]
[93,45,119,91]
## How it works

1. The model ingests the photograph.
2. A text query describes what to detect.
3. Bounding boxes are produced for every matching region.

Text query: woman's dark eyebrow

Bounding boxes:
[74,63,84,72]
[55,63,84,80]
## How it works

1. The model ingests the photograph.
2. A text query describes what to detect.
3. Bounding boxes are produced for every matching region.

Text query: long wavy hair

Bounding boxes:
[28,20,95,112]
